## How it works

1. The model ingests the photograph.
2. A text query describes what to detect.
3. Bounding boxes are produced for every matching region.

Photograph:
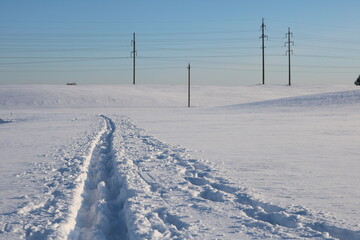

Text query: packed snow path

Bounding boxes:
[65,115,359,240]
[68,115,126,239]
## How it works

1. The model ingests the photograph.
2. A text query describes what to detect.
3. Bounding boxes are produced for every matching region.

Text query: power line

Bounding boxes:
[0,57,130,65]
[137,29,258,37]
[295,54,360,60]
[0,66,184,72]
[1,26,360,82]
[137,54,261,59]
[0,56,127,59]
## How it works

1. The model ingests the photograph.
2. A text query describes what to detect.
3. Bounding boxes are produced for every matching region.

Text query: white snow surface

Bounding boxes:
[0,84,359,240]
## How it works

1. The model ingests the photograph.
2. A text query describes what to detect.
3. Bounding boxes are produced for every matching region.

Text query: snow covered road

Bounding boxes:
[1,85,360,239]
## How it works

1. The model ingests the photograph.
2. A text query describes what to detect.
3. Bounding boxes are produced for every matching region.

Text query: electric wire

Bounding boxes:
[0,28,359,75]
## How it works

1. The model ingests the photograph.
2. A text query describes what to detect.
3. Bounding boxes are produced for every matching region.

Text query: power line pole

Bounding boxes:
[285,28,294,86]
[260,18,268,85]
[131,33,136,85]
[187,63,191,108]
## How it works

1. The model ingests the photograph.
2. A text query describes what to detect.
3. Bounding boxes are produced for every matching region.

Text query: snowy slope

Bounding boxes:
[223,89,360,110]
[1,84,357,108]
[0,84,359,239]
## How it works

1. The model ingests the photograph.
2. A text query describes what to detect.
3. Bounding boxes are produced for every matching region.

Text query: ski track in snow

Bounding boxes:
[2,114,360,239]
[68,115,127,239]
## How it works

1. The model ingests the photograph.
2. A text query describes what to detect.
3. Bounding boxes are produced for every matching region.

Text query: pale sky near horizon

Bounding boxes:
[1,0,359,85]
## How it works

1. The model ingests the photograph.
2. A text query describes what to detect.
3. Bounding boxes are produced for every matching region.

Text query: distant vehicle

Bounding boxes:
[0,118,11,124]
[66,83,77,85]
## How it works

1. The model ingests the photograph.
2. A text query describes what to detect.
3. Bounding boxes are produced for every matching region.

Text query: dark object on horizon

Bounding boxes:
[0,118,11,124]
[66,83,77,85]
[355,75,360,85]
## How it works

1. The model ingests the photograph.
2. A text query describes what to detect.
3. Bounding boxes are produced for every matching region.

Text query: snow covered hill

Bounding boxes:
[223,89,360,110]
[0,84,359,239]
[1,84,358,108]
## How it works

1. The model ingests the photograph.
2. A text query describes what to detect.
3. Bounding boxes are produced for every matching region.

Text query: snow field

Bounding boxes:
[111,116,360,239]
[65,115,360,239]
[0,113,104,239]
[0,84,357,109]
[1,84,360,239]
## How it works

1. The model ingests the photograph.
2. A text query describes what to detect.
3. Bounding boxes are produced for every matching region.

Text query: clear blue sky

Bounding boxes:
[1,0,359,85]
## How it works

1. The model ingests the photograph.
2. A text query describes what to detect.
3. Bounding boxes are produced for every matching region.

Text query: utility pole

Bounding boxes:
[131,33,136,85]
[187,63,191,108]
[260,18,268,85]
[285,28,294,86]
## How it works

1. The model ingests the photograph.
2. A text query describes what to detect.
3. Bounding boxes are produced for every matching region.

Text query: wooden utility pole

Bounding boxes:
[187,63,191,108]
[285,28,294,86]
[260,18,267,85]
[132,33,136,85]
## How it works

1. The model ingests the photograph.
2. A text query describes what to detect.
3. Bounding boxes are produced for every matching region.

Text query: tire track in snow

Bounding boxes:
[68,115,127,240]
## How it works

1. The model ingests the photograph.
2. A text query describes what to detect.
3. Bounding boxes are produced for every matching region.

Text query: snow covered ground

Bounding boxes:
[0,84,359,239]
